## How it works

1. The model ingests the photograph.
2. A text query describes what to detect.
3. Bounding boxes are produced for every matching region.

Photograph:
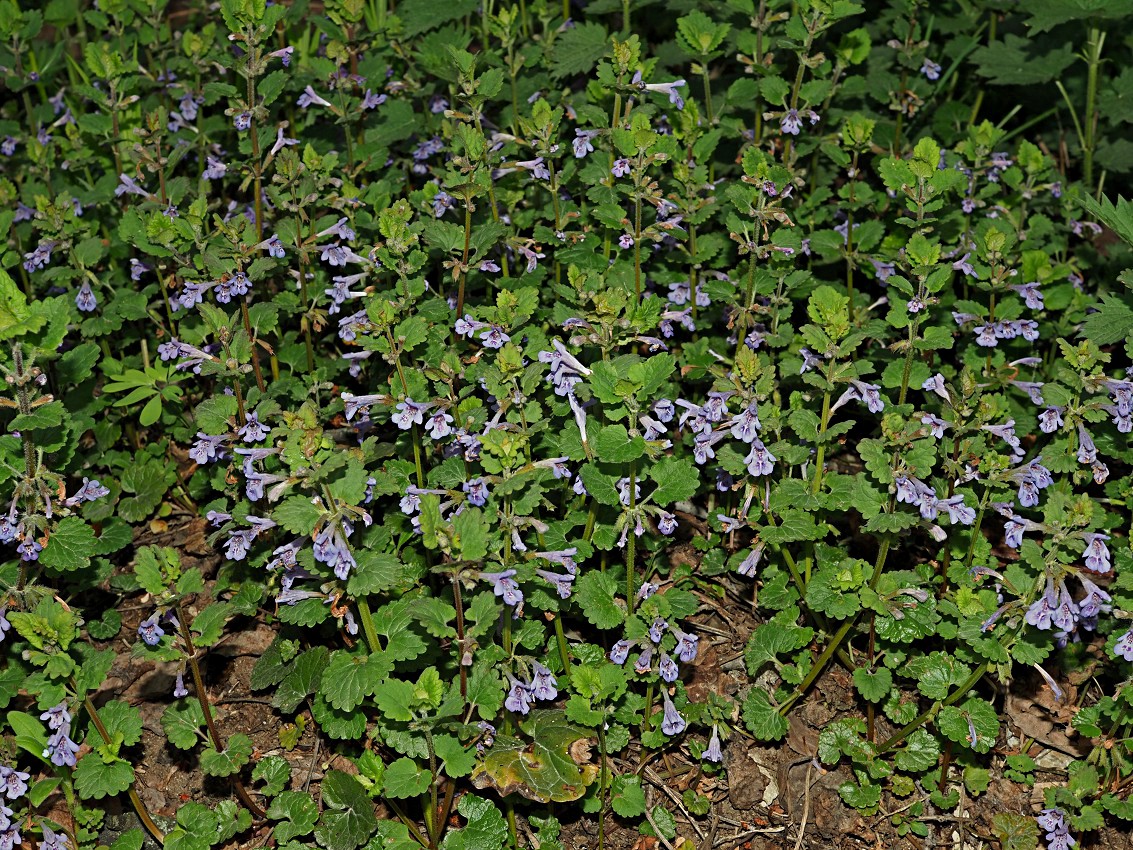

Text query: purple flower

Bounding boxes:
[1115,629,1133,661]
[361,90,387,110]
[658,653,679,682]
[1078,575,1111,618]
[573,129,599,158]
[44,728,80,768]
[505,677,534,714]
[643,78,686,110]
[270,125,299,156]
[41,704,71,732]
[0,137,16,156]
[530,663,558,700]
[780,109,801,135]
[737,540,766,577]
[0,767,29,801]
[173,672,189,698]
[393,398,434,429]
[703,726,724,763]
[634,647,654,675]
[203,156,227,180]
[610,639,634,665]
[481,569,522,608]
[189,433,226,464]
[238,411,269,443]
[660,692,686,736]
[952,253,976,277]
[463,477,489,507]
[22,241,56,273]
[612,158,631,177]
[649,618,668,644]
[920,58,941,80]
[480,325,511,348]
[535,567,575,599]
[657,511,677,535]
[1076,424,1097,465]
[65,477,110,506]
[618,234,634,249]
[298,85,332,108]
[744,439,776,477]
[1081,533,1111,573]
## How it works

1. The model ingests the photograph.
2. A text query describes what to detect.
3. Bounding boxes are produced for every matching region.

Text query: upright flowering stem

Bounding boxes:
[1083,27,1105,189]
[845,150,859,323]
[452,577,468,698]
[809,388,832,496]
[241,300,267,392]
[173,601,265,818]
[456,200,472,320]
[12,346,37,591]
[626,459,638,614]
[81,694,165,843]
[633,188,643,305]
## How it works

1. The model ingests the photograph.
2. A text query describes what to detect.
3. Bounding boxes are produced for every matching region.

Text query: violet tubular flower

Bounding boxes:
[704,725,724,763]
[660,692,686,736]
[480,569,523,609]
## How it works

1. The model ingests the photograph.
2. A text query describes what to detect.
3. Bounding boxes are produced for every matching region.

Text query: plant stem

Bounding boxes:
[1083,27,1105,189]
[876,663,989,753]
[173,601,265,818]
[81,696,166,843]
[626,460,637,612]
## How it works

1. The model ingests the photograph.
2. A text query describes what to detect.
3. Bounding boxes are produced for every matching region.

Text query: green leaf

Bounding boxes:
[936,698,998,753]
[549,22,609,79]
[374,678,417,722]
[575,571,624,629]
[593,424,645,463]
[579,464,620,506]
[472,709,600,803]
[971,35,1074,85]
[96,701,143,747]
[320,651,389,712]
[453,507,489,560]
[73,754,134,800]
[274,646,329,713]
[0,267,45,340]
[648,457,698,504]
[742,688,788,741]
[200,733,253,777]
[383,757,431,799]
[253,755,291,797]
[273,496,325,535]
[11,400,64,430]
[398,0,477,36]
[893,728,939,772]
[164,803,218,850]
[991,812,1040,850]
[852,667,892,703]
[434,734,476,779]
[1078,294,1133,345]
[610,775,647,817]
[161,699,206,749]
[316,770,378,850]
[268,790,319,842]
[743,607,813,673]
[1024,0,1133,34]
[40,517,95,571]
[441,794,508,850]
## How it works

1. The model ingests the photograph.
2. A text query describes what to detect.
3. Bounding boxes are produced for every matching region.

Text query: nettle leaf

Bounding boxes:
[317,770,378,850]
[73,754,134,800]
[549,21,610,79]
[273,496,324,535]
[434,734,476,779]
[575,571,624,629]
[742,688,788,741]
[95,701,143,747]
[991,812,1040,850]
[200,732,253,777]
[371,599,427,661]
[472,710,599,803]
[410,596,457,638]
